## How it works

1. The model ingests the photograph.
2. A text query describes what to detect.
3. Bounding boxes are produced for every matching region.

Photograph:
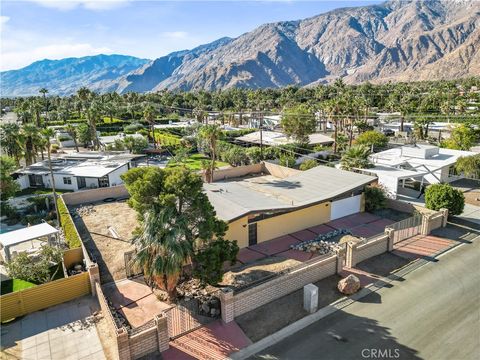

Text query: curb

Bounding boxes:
[229,236,478,360]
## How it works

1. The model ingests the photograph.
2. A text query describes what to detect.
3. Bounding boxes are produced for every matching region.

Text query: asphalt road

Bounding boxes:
[252,235,480,360]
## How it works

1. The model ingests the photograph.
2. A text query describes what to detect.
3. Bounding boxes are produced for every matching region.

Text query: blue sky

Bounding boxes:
[1,0,380,71]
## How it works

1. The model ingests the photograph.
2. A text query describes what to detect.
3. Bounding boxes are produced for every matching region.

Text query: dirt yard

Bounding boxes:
[236,274,343,342]
[355,252,412,277]
[72,201,138,284]
[219,256,301,290]
[451,178,480,206]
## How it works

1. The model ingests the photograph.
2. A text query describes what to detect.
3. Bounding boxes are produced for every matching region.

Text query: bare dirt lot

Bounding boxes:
[72,201,138,284]
[451,178,480,206]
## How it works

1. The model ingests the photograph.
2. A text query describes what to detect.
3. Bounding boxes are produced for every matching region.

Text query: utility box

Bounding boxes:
[303,283,318,314]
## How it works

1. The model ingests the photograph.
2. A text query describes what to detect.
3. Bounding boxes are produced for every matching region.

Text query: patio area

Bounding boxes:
[236,212,396,265]
[101,277,170,328]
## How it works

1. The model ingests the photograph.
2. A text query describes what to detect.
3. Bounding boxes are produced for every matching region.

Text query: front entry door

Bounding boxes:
[248,223,257,246]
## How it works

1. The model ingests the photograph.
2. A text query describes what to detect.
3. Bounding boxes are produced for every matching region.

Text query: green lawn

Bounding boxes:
[168,153,229,171]
[153,131,182,146]
[102,116,125,124]
[1,279,36,295]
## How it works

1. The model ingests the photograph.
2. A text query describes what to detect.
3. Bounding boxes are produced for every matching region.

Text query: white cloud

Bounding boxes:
[0,16,10,25]
[30,0,130,11]
[161,31,189,39]
[1,43,112,71]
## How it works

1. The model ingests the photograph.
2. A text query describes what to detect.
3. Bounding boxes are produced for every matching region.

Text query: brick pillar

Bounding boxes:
[335,247,345,273]
[420,214,431,235]
[88,264,100,296]
[155,314,169,352]
[219,288,235,323]
[116,328,131,360]
[440,208,449,227]
[385,228,395,252]
[345,242,358,268]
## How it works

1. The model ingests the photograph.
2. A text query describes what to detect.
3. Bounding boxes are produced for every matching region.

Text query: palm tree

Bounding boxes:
[131,207,192,301]
[340,145,372,171]
[198,125,222,183]
[30,99,43,127]
[76,87,92,119]
[22,124,42,165]
[39,88,49,120]
[65,124,79,152]
[0,123,24,166]
[87,101,102,150]
[143,104,157,148]
[42,128,60,225]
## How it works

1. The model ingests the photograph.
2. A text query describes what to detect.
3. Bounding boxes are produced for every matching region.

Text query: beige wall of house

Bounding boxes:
[225,202,332,248]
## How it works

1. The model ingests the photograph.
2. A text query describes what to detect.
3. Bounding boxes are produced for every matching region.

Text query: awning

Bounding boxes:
[0,223,59,248]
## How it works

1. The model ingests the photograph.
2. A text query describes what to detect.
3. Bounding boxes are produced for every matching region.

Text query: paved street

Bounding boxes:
[252,231,480,360]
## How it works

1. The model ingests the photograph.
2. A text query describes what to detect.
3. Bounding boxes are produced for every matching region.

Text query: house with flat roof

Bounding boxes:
[204,162,376,248]
[235,131,334,147]
[365,144,475,198]
[14,152,145,191]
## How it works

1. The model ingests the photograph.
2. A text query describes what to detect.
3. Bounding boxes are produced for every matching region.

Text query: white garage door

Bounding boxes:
[331,195,362,220]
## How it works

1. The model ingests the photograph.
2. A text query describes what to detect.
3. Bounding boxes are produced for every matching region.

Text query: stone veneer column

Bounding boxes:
[385,228,395,252]
[440,208,449,227]
[88,264,100,296]
[219,288,235,323]
[116,328,131,360]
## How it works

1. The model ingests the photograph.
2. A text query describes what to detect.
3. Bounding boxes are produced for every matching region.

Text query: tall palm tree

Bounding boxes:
[131,207,192,301]
[42,128,60,225]
[143,104,157,148]
[76,87,92,119]
[340,145,372,171]
[198,125,222,183]
[30,99,43,127]
[39,88,49,120]
[65,124,79,152]
[87,102,102,150]
[22,124,42,165]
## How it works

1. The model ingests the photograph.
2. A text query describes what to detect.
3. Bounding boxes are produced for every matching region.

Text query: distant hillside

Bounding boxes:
[1,0,479,96]
[0,54,149,96]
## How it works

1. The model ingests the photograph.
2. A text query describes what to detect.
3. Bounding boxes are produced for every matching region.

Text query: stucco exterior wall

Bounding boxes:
[256,202,331,244]
[225,216,249,249]
[108,164,129,187]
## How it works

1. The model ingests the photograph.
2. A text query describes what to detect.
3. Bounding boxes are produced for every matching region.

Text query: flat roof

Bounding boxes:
[204,165,376,221]
[0,223,58,247]
[236,131,334,146]
[362,166,428,180]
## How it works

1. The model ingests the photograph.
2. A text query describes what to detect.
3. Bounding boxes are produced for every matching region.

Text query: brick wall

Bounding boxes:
[352,235,389,266]
[129,326,159,359]
[221,255,338,321]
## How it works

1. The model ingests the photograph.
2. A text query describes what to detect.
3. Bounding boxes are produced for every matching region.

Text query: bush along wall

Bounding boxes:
[56,197,82,248]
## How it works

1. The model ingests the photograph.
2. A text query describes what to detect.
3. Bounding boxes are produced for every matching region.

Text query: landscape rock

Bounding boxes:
[337,275,361,295]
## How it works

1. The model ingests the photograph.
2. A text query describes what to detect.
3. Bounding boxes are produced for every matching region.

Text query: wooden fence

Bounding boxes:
[0,272,90,322]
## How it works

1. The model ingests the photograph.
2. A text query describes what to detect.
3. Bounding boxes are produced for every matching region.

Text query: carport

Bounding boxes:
[0,223,59,261]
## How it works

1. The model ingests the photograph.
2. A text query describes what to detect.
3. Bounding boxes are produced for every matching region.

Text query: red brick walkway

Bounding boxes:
[393,234,455,260]
[163,320,251,360]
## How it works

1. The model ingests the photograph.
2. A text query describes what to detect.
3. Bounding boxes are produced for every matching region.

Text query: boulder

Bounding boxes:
[337,275,361,295]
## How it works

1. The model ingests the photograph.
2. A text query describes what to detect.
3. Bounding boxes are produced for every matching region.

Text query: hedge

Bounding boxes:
[56,197,82,248]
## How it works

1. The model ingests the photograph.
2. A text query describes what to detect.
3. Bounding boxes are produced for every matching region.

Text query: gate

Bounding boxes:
[390,215,422,244]
[164,297,219,339]
[124,250,142,278]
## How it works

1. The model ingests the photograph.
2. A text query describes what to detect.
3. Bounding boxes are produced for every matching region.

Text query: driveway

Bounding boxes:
[0,296,105,360]
[251,230,480,360]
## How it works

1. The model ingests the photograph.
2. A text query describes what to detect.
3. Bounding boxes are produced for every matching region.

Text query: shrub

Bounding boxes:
[356,130,388,149]
[224,147,249,167]
[246,147,263,164]
[56,197,82,248]
[299,159,318,171]
[124,122,144,134]
[425,183,465,216]
[279,153,296,168]
[364,185,387,212]
[193,239,238,286]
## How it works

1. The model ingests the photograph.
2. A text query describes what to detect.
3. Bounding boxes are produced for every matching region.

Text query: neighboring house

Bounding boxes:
[204,162,376,248]
[14,152,145,191]
[99,133,146,148]
[236,130,334,147]
[365,145,475,198]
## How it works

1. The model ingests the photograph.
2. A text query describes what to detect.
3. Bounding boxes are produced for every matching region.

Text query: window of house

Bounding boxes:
[63,177,72,185]
[98,175,110,188]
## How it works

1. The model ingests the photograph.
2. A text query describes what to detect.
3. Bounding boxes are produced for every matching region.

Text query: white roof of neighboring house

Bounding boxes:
[0,223,58,248]
[99,133,145,145]
[236,131,334,146]
[204,165,375,222]
[15,152,143,178]
[362,166,429,180]
[370,145,475,170]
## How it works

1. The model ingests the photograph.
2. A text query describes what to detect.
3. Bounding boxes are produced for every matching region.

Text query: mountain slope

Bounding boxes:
[0,54,149,96]
[1,0,479,95]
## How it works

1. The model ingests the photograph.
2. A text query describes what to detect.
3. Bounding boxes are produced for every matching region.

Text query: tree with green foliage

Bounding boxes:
[123,136,148,154]
[246,147,263,164]
[65,124,79,152]
[224,146,248,167]
[281,104,316,143]
[0,123,23,166]
[0,156,20,200]
[193,239,238,286]
[77,123,92,147]
[5,245,63,284]
[356,130,388,150]
[340,145,372,171]
[143,104,157,148]
[455,154,480,178]
[441,123,477,151]
[279,153,296,168]
[299,159,318,171]
[198,125,222,182]
[364,185,387,212]
[425,183,465,216]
